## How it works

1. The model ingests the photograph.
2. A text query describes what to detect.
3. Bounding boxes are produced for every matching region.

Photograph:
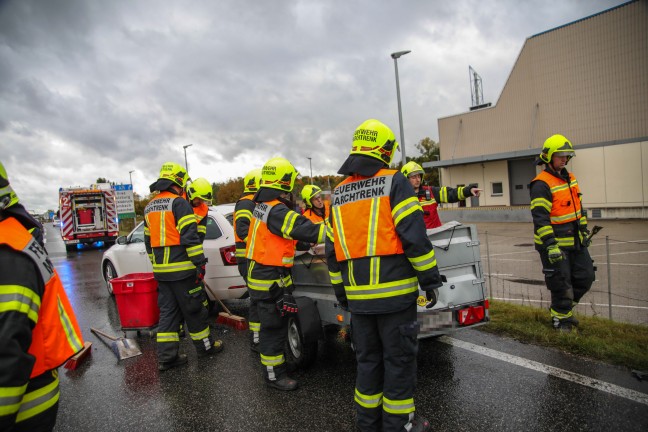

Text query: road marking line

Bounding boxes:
[440,336,648,406]
[490,297,648,311]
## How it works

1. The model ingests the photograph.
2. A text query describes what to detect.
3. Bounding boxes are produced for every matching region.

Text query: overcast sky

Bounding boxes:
[0,0,624,213]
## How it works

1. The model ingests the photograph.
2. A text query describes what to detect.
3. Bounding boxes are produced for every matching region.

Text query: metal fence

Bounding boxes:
[480,232,648,326]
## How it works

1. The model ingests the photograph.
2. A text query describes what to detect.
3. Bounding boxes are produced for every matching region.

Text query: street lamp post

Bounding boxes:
[391,50,411,167]
[182,144,193,173]
[129,170,135,186]
[307,157,313,184]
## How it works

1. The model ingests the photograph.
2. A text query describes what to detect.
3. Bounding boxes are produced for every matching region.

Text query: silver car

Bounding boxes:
[100,206,246,301]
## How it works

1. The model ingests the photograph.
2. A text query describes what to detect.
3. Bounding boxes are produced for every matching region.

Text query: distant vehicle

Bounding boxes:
[59,186,119,252]
[100,205,246,302]
[52,216,60,228]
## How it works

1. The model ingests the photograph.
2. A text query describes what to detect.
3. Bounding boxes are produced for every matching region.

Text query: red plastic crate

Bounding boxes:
[111,273,160,329]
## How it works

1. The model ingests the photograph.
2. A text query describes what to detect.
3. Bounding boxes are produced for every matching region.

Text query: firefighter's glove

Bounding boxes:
[425,288,438,309]
[195,260,207,285]
[580,227,592,248]
[276,294,298,316]
[547,244,564,265]
[334,284,349,311]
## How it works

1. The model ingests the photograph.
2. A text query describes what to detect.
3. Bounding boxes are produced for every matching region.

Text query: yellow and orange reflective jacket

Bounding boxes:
[303,201,330,225]
[192,201,209,243]
[234,193,255,258]
[246,200,300,268]
[531,169,587,250]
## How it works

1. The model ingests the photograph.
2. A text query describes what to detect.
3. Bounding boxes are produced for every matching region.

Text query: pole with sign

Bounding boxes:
[113,184,136,219]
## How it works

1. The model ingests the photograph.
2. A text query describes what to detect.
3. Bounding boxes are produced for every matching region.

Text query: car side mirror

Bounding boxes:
[116,236,127,245]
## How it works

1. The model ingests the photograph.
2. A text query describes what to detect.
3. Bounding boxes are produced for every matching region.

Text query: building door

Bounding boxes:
[508,158,536,205]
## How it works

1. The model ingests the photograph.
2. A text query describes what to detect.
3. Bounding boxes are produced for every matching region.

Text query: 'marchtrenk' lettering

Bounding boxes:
[332,175,392,206]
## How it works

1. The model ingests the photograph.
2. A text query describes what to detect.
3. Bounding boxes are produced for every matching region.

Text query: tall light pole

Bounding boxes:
[129,170,135,186]
[391,50,411,167]
[307,157,313,184]
[182,144,193,173]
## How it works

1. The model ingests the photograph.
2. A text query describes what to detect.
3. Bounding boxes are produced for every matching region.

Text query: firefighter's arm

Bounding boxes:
[530,180,557,248]
[432,183,479,204]
[196,216,207,244]
[0,250,41,429]
[391,173,442,290]
[143,220,153,263]
[267,205,326,245]
[173,198,205,265]
[234,199,255,243]
[324,221,347,308]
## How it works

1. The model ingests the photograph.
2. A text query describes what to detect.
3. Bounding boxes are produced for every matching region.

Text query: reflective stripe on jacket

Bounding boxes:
[144,191,204,281]
[234,193,255,258]
[530,169,585,250]
[0,217,84,378]
[246,200,302,267]
[418,185,471,229]
[192,201,209,242]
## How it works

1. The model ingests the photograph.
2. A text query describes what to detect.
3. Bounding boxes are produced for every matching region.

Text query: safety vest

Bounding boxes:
[533,171,582,224]
[331,169,404,261]
[417,186,441,229]
[0,217,84,377]
[303,202,329,225]
[145,191,184,247]
[246,200,297,267]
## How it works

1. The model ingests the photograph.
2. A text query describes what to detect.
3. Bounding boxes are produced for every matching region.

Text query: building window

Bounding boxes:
[492,182,503,196]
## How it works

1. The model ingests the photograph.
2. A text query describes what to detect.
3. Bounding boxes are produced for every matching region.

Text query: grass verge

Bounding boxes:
[477,300,648,371]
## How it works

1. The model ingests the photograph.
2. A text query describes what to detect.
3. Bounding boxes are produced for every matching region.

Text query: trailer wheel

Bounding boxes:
[103,261,118,295]
[285,315,317,369]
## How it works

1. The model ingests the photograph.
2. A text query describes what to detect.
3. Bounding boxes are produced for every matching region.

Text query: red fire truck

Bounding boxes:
[59,185,119,252]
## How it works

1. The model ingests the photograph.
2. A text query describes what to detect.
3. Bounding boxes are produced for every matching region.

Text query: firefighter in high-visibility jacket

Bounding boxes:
[0,161,85,431]
[530,134,595,332]
[246,157,325,391]
[301,184,330,225]
[187,178,214,243]
[325,120,442,432]
[145,163,223,371]
[234,168,262,351]
[401,161,481,229]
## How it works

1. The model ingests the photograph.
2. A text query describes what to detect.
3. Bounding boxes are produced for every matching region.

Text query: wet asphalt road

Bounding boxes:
[42,223,648,432]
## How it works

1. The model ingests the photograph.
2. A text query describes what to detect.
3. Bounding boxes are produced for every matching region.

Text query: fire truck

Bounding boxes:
[59,184,119,252]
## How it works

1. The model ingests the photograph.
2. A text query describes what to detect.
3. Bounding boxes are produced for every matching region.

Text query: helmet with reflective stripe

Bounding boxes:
[351,119,399,165]
[301,185,322,208]
[187,178,213,205]
[260,157,299,192]
[159,162,190,188]
[401,161,424,178]
[0,161,19,211]
[243,168,262,193]
[539,134,575,164]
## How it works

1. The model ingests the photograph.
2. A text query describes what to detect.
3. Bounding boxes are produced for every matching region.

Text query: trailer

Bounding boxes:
[59,185,119,252]
[286,221,489,367]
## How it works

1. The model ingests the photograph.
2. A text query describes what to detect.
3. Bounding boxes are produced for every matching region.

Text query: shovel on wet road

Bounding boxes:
[91,328,142,361]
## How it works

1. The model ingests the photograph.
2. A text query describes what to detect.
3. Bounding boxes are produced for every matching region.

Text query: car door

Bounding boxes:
[116,222,152,275]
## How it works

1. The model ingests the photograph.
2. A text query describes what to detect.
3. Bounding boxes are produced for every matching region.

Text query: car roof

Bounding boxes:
[211,203,235,216]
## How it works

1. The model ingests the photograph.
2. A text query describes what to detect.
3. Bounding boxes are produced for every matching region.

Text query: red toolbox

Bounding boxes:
[111,273,160,329]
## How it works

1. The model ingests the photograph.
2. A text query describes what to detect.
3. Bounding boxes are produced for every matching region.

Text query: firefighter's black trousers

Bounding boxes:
[257,299,288,381]
[352,303,419,432]
[156,276,212,363]
[238,259,260,343]
[539,246,595,315]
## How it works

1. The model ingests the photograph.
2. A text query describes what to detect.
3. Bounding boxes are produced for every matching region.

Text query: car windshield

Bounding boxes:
[205,216,223,240]
[129,223,145,243]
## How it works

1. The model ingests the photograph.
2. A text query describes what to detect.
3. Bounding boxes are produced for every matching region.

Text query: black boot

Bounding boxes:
[197,340,224,357]
[265,375,298,391]
[158,354,188,371]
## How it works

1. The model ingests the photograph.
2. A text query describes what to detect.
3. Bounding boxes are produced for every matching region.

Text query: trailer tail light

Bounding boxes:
[219,245,237,266]
[484,299,490,309]
[458,305,485,326]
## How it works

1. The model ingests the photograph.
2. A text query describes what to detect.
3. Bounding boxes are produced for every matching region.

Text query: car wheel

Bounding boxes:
[285,315,318,369]
[103,261,118,296]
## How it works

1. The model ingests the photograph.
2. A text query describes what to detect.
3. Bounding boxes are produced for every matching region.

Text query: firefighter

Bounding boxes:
[234,168,262,351]
[187,177,214,243]
[246,157,325,391]
[401,161,482,229]
[145,162,223,371]
[325,120,442,432]
[530,134,595,332]
[0,161,85,431]
[301,184,329,224]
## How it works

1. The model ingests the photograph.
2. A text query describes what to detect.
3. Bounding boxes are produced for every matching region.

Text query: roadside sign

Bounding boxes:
[114,184,136,218]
